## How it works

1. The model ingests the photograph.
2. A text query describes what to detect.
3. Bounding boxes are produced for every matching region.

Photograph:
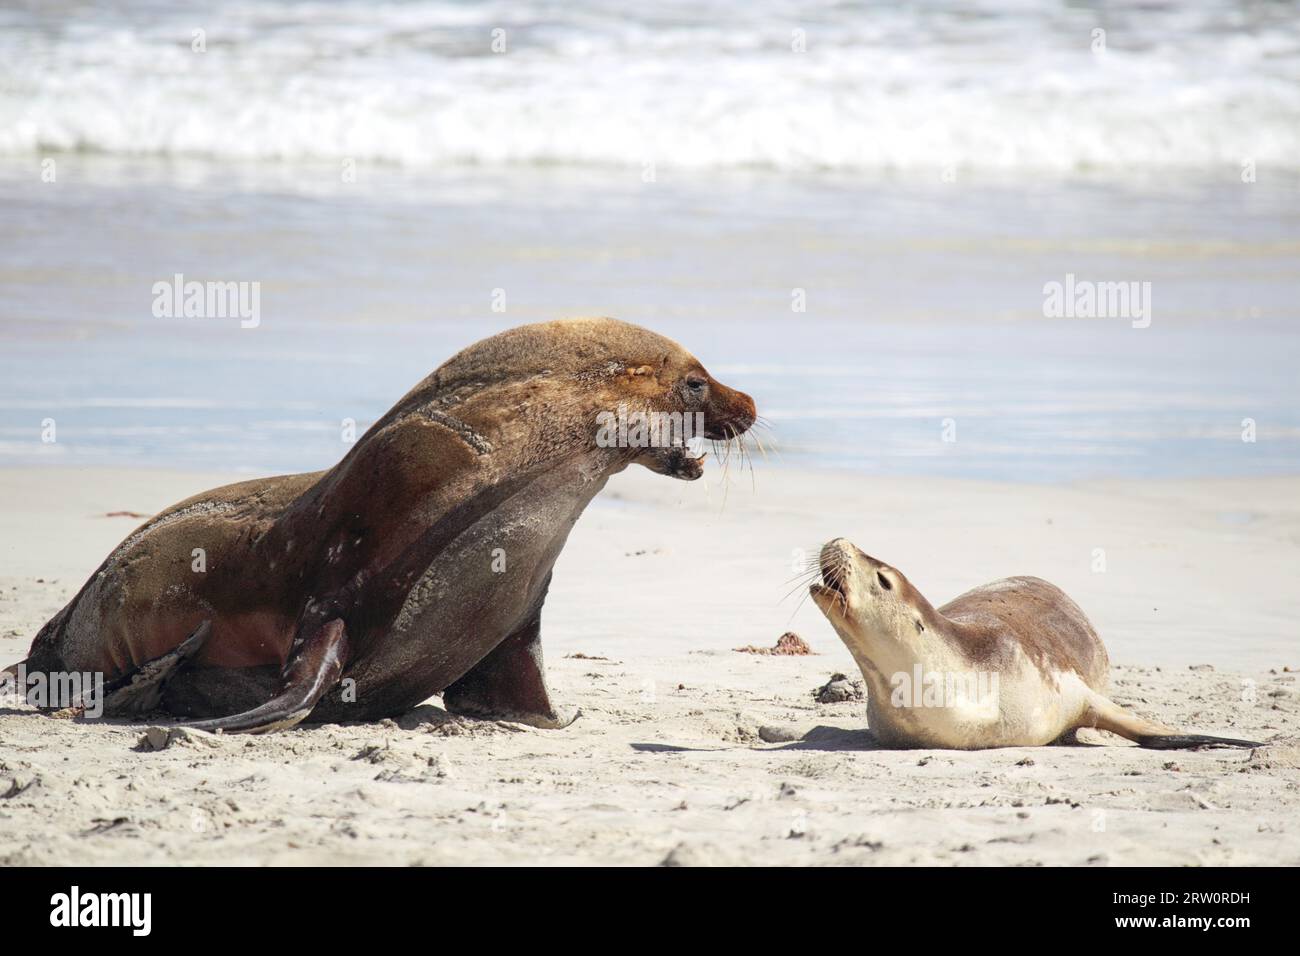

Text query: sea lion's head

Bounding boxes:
[810,538,935,645]
[600,324,757,481]
[411,317,756,482]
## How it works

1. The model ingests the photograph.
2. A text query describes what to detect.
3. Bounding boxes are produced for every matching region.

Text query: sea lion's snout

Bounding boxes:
[702,379,757,440]
[819,538,855,582]
[810,538,857,615]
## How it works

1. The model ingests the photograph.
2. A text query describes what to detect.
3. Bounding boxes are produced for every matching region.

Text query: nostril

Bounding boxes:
[876,571,892,591]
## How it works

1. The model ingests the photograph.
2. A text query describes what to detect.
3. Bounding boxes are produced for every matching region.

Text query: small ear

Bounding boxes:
[626,365,655,377]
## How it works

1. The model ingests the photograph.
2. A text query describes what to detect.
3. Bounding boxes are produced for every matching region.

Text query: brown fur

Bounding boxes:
[937,577,1109,690]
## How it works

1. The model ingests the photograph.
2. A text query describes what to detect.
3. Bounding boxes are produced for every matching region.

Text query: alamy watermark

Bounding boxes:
[1043,273,1151,328]
[1,664,105,718]
[595,403,705,451]
[49,886,151,936]
[890,665,999,715]
[152,273,260,328]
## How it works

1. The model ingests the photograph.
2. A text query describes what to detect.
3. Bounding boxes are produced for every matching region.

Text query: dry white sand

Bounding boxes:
[1,465,1297,866]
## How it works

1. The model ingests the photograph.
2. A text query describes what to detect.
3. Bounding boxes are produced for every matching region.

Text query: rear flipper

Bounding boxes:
[100,620,211,716]
[1132,733,1264,750]
[1083,691,1263,750]
[183,618,350,734]
[3,621,211,717]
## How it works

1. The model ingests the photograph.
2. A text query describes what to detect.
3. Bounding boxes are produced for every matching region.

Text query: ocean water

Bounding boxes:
[3,0,1299,173]
[1,2,1298,481]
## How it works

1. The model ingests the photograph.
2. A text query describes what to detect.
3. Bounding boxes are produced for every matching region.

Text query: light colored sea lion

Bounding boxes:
[5,318,755,733]
[809,538,1264,750]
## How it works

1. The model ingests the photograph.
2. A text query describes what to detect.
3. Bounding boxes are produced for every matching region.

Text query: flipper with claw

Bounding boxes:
[184,618,350,734]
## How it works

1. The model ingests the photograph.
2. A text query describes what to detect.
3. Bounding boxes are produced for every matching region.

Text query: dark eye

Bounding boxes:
[685,376,707,393]
[876,571,893,591]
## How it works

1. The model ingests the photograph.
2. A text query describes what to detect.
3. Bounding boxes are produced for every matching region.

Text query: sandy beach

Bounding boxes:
[1,464,1295,866]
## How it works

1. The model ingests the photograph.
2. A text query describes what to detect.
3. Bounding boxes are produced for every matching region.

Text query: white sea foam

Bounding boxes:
[2,0,1297,174]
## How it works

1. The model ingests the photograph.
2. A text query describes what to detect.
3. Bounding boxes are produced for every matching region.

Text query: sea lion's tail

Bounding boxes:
[1084,692,1263,750]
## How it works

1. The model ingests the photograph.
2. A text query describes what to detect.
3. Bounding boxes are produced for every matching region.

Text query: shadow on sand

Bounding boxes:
[630,724,883,754]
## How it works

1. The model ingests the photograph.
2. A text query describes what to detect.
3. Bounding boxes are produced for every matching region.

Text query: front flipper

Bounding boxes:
[442,611,578,730]
[184,619,350,734]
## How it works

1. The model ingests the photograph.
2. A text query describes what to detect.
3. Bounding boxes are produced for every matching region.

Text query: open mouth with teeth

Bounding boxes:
[810,561,849,610]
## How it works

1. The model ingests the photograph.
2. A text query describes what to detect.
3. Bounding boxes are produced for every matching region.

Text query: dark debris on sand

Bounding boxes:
[735,632,813,656]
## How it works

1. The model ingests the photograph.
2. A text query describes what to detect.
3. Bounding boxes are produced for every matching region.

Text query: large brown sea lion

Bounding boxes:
[7,318,755,733]
[809,538,1264,750]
